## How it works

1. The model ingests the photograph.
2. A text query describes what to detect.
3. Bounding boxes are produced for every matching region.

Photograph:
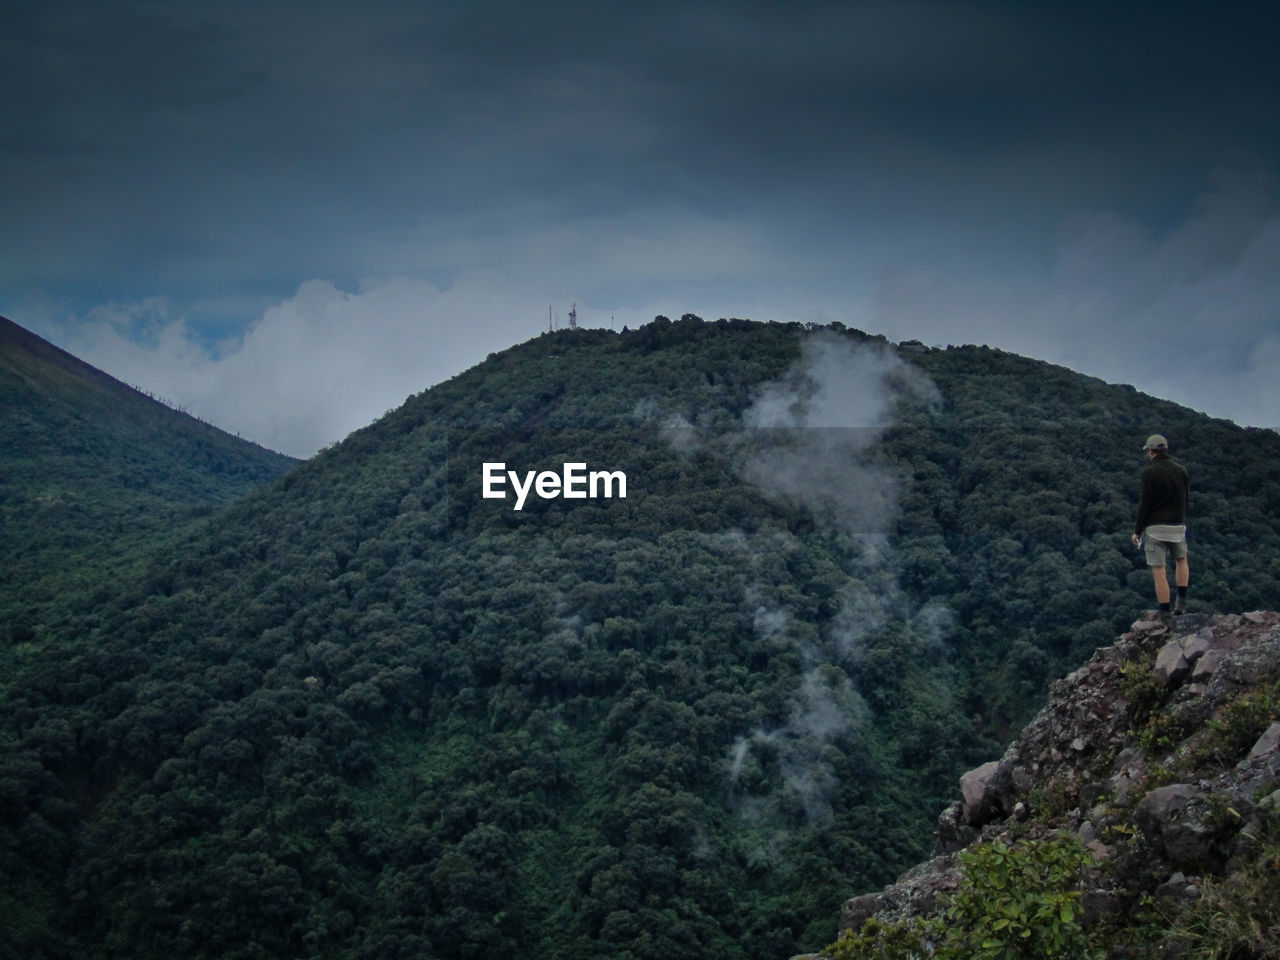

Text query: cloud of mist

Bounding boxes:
[738,333,940,537]
[729,664,870,827]
[687,333,952,832]
[705,530,865,828]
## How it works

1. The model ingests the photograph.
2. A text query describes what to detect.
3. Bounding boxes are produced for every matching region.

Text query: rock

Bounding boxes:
[1085,840,1111,862]
[960,760,1005,827]
[1191,648,1225,679]
[1246,722,1280,762]
[816,611,1280,954]
[1227,815,1267,873]
[1214,630,1280,685]
[1137,784,1197,833]
[1011,765,1033,794]
[933,802,977,856]
[1244,611,1266,624]
[1112,746,1145,774]
[1081,889,1122,925]
[1154,639,1190,687]
[1155,871,1200,902]
[839,893,883,932]
[1181,633,1212,664]
[1136,784,1230,871]
[1079,782,1107,807]
[1110,772,1138,805]
[1132,617,1167,634]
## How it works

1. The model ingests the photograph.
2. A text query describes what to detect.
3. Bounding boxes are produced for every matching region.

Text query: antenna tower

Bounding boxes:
[568,302,578,330]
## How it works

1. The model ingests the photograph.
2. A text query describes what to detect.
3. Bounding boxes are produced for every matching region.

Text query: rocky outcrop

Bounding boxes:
[804,611,1280,958]
[1135,783,1233,872]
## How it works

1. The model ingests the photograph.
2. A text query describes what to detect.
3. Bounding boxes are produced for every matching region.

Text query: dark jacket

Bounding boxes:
[1135,454,1189,535]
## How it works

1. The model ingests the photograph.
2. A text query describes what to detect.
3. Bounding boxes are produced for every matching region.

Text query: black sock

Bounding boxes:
[1177,586,1187,599]
[1159,601,1171,612]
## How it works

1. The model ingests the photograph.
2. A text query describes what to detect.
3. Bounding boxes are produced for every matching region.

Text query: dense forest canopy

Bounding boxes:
[3,315,1278,959]
[0,317,297,657]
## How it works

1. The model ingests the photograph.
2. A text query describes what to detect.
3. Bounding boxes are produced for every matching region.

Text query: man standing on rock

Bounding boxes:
[1131,434,1190,617]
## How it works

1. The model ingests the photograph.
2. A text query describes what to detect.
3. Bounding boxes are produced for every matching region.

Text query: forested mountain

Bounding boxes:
[2,315,1278,960]
[0,316,297,648]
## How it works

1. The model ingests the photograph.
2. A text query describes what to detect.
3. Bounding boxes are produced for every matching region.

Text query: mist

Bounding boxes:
[689,334,956,835]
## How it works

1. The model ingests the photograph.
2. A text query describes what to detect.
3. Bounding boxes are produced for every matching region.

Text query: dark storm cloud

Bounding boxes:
[8,1,1275,280]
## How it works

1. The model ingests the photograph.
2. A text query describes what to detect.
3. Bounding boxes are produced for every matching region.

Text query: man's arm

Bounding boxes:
[1134,468,1152,536]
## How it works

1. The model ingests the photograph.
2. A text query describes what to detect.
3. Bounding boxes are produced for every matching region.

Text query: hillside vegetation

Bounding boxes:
[0,317,297,649]
[2,316,1278,959]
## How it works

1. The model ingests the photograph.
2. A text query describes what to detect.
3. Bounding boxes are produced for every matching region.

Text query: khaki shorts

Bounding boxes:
[1143,528,1188,567]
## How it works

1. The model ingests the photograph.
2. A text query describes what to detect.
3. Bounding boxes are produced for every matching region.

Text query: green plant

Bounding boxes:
[9,318,1280,959]
[935,835,1104,960]
[826,916,931,960]
[1087,892,1170,959]
[1102,821,1138,842]
[824,835,1105,960]
[1137,709,1183,752]
[1184,680,1280,769]
[1138,761,1180,793]
[1120,657,1176,737]
[1023,777,1075,820]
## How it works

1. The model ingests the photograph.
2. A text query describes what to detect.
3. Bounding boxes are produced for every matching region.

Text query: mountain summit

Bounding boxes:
[2,316,1278,959]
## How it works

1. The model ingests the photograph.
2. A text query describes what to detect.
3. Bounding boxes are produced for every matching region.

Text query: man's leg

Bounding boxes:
[1142,538,1174,613]
[1150,564,1171,607]
[1174,555,1189,613]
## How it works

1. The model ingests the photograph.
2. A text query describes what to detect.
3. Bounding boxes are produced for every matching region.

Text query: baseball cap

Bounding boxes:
[1142,434,1169,451]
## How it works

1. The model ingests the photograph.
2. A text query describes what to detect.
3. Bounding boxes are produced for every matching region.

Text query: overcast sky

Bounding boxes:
[3,0,1277,457]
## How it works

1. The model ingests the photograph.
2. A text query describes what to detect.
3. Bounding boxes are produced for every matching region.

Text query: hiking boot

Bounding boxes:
[1174,596,1186,615]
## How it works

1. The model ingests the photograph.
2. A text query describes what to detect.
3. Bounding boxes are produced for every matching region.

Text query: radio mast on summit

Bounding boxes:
[568,302,578,329]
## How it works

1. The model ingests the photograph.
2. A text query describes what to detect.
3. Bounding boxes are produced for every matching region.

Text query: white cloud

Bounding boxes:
[873,164,1280,431]
[52,276,537,457]
[1036,168,1280,429]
